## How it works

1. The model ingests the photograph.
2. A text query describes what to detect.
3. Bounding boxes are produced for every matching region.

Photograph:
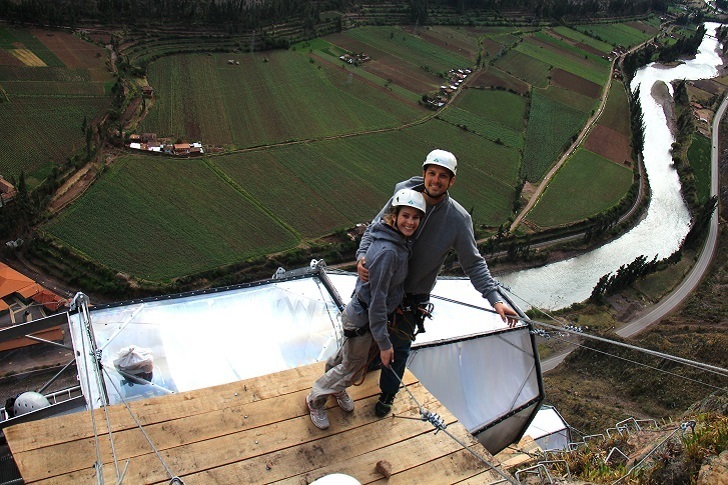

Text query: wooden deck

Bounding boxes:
[4,362,534,484]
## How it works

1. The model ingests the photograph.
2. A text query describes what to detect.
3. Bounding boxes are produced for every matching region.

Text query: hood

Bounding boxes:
[368,220,408,248]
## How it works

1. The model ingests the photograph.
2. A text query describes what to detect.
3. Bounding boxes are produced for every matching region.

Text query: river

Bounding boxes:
[498,22,724,310]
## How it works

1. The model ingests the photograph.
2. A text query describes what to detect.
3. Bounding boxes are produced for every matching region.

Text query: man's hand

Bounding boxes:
[380,347,394,368]
[357,258,369,283]
[494,302,520,328]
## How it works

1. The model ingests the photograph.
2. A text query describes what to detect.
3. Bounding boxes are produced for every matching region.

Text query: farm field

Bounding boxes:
[139,50,425,147]
[0,27,113,186]
[573,22,655,48]
[20,18,654,282]
[521,89,590,181]
[594,82,632,137]
[518,32,610,85]
[527,149,633,228]
[687,133,712,203]
[45,155,299,280]
[551,26,615,54]
[493,49,551,88]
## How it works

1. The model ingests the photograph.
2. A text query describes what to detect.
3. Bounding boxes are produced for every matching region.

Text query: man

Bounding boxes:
[357,148,519,417]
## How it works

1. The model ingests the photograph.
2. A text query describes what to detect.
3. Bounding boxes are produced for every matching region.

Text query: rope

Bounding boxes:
[102,366,185,484]
[74,293,120,484]
[611,423,688,484]
[431,292,728,378]
[384,366,519,485]
[541,332,727,391]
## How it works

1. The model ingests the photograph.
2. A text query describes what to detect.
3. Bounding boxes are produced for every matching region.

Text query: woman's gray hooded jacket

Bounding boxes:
[344,220,411,351]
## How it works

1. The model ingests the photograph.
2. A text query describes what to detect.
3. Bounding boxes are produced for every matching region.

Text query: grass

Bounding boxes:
[527,148,633,227]
[522,89,590,182]
[139,50,424,146]
[598,81,631,137]
[493,49,551,88]
[574,23,654,48]
[46,155,299,280]
[687,133,712,203]
[633,252,693,301]
[552,26,615,53]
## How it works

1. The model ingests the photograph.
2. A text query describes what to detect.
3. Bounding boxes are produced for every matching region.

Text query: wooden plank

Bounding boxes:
[6,363,416,453]
[153,387,455,484]
[15,366,422,483]
[279,419,505,484]
[370,448,505,484]
[32,388,446,484]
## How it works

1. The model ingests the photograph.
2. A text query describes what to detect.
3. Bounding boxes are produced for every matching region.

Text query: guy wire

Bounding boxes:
[102,366,185,484]
[384,366,518,485]
[431,292,728,378]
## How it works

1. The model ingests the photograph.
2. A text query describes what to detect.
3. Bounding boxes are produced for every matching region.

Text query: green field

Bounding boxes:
[493,50,551,88]
[574,23,654,48]
[598,82,631,136]
[516,36,609,85]
[542,85,598,113]
[439,107,524,149]
[452,89,526,131]
[528,149,633,227]
[0,97,109,186]
[521,89,590,181]
[687,134,712,203]
[0,28,113,185]
[139,50,425,146]
[46,122,519,278]
[0,19,658,281]
[552,26,615,53]
[344,26,473,75]
[0,28,64,67]
[45,155,299,280]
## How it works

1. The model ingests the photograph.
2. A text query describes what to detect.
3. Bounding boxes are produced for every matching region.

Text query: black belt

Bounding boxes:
[343,298,370,338]
[343,326,370,338]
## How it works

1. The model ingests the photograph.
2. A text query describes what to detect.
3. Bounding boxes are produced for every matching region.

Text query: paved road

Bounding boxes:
[541,92,726,373]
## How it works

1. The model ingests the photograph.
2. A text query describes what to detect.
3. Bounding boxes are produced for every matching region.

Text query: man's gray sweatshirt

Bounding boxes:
[357,176,502,306]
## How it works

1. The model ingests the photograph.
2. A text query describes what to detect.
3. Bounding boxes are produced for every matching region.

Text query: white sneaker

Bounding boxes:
[306,395,330,430]
[333,390,355,413]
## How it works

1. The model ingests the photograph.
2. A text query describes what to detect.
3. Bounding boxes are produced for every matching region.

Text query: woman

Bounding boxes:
[306,188,427,430]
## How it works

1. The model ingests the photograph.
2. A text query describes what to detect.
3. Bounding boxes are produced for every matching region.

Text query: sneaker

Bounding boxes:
[374,392,396,418]
[306,395,330,430]
[333,390,355,413]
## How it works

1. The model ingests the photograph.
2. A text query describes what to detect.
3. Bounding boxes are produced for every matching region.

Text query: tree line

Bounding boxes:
[0,0,668,31]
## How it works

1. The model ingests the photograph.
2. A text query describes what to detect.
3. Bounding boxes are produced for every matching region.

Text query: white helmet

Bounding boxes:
[423,149,457,176]
[392,188,426,214]
[13,391,51,416]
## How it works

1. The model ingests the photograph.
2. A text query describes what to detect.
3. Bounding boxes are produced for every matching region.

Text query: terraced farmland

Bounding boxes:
[0,27,113,185]
[5,16,660,282]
